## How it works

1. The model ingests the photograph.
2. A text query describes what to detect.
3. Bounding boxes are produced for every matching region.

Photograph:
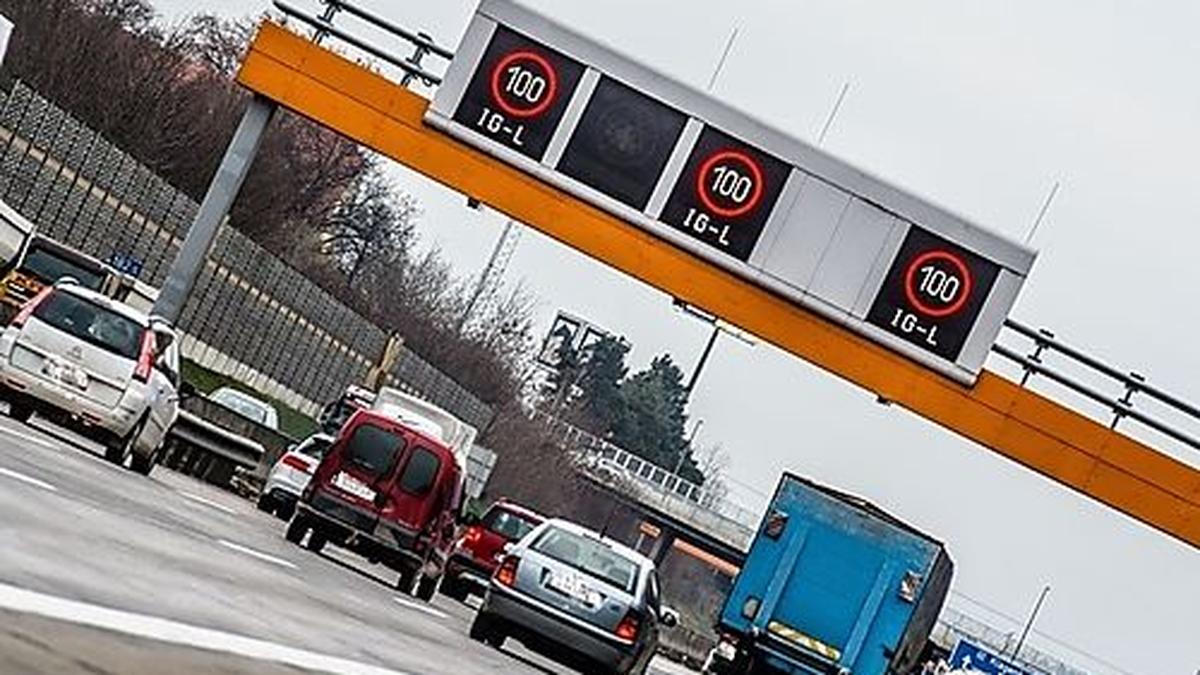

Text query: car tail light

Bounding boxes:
[462,525,483,547]
[615,611,641,642]
[11,286,53,328]
[494,554,520,587]
[281,454,313,473]
[132,330,156,382]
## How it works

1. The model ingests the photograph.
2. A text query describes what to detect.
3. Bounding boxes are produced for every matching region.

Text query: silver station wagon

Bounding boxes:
[470,518,677,675]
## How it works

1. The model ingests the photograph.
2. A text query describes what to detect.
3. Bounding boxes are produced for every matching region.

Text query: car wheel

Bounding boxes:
[395,566,417,594]
[439,576,469,603]
[7,401,32,423]
[305,529,326,554]
[276,500,296,521]
[284,514,309,545]
[256,492,276,514]
[414,574,437,602]
[106,417,145,466]
[469,612,506,648]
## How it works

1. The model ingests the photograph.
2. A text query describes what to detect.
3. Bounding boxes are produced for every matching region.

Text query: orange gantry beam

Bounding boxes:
[237,23,1200,549]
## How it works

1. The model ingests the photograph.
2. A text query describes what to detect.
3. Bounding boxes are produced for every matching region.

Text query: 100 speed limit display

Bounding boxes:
[866,228,1000,361]
[659,127,790,261]
[451,26,585,161]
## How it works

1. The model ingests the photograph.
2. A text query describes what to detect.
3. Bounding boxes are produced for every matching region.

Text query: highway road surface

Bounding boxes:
[0,414,696,675]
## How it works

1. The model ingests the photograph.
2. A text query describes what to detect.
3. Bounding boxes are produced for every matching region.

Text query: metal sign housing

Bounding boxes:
[428,0,1036,383]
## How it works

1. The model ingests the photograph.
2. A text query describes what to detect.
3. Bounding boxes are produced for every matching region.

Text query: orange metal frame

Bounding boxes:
[238,23,1198,549]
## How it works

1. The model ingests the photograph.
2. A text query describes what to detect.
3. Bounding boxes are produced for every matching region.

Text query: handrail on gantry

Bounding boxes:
[992,318,1200,451]
[272,0,454,86]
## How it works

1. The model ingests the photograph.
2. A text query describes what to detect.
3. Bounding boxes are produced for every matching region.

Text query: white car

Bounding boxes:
[0,280,183,475]
[208,386,279,431]
[259,432,334,519]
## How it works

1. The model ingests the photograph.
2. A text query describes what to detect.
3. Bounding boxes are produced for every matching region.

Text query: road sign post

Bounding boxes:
[152,97,276,323]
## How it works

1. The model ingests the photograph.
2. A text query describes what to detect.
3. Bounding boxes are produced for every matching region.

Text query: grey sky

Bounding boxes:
[150,1,1199,672]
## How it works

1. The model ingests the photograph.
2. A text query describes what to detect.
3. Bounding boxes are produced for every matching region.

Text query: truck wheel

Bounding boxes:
[284,515,309,545]
[414,574,437,602]
[7,401,32,423]
[129,451,155,476]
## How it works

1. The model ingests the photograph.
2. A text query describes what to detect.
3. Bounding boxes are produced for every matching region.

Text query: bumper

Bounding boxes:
[483,584,640,671]
[264,468,309,501]
[299,493,424,566]
[0,362,137,437]
[446,552,495,591]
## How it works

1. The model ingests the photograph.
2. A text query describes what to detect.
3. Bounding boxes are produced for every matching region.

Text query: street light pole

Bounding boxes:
[1012,585,1050,661]
[685,326,720,395]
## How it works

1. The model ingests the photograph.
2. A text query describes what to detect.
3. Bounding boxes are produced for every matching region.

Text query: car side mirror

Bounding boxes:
[178,381,197,399]
[660,607,680,628]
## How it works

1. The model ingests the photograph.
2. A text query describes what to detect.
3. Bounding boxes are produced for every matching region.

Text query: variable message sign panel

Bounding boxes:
[428,0,1036,383]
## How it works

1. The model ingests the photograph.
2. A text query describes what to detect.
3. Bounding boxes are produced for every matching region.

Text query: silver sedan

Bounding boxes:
[469,518,678,675]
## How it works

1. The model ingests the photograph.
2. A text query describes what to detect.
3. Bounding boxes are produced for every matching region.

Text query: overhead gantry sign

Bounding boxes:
[216,4,1198,548]
[427,0,1035,385]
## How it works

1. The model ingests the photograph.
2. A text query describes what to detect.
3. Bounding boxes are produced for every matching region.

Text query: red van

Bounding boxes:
[285,409,464,600]
[440,499,544,602]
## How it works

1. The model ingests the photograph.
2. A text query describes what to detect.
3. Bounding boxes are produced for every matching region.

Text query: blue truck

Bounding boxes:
[706,473,953,675]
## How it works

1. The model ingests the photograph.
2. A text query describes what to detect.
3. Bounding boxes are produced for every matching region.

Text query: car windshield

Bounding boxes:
[33,290,143,360]
[342,424,405,478]
[532,527,640,593]
[22,244,106,290]
[483,508,539,542]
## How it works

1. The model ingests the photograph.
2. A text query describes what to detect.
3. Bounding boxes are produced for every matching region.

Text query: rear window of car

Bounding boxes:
[483,508,539,542]
[22,245,106,290]
[398,447,440,496]
[532,527,640,593]
[296,437,332,459]
[33,290,143,360]
[342,424,405,478]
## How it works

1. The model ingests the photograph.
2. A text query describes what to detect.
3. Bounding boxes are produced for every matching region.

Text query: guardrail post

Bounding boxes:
[1019,328,1055,387]
[1111,372,1145,430]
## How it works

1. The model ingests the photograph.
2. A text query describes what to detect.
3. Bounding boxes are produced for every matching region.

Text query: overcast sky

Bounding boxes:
[151,1,1199,672]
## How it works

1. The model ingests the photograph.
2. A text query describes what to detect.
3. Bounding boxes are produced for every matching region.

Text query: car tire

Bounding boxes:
[284,514,309,545]
[106,417,145,466]
[7,401,32,423]
[439,576,469,603]
[414,574,437,602]
[305,530,326,554]
[469,612,506,648]
[276,500,296,521]
[395,566,417,594]
[129,450,156,476]
[256,492,276,515]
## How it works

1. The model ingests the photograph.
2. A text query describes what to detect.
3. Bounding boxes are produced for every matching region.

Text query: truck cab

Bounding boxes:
[0,235,123,323]
[708,474,952,675]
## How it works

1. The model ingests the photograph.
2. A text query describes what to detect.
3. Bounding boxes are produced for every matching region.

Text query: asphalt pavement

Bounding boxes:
[0,414,695,675]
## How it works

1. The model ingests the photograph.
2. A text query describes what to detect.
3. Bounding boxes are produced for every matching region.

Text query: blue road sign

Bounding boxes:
[948,639,1031,675]
[108,252,144,279]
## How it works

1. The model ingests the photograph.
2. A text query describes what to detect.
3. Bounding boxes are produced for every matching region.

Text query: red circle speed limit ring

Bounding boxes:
[696,150,765,219]
[490,50,558,119]
[904,250,973,318]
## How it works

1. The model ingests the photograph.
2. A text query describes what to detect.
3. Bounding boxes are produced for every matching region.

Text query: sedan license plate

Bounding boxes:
[547,572,600,607]
[331,471,376,502]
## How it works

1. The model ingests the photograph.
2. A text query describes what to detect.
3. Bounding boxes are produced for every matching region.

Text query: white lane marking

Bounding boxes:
[393,596,448,620]
[0,581,410,675]
[216,540,298,570]
[0,466,57,492]
[0,425,61,450]
[178,491,238,516]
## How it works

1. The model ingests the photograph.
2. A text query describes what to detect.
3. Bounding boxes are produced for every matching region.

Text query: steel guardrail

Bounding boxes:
[993,319,1200,450]
[272,0,453,86]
